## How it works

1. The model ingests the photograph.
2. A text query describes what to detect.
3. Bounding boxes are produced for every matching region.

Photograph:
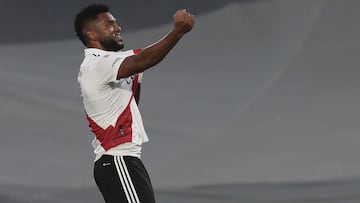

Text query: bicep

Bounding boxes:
[117,54,144,80]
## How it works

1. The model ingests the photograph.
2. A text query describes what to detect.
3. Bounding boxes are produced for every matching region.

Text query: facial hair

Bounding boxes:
[99,38,124,51]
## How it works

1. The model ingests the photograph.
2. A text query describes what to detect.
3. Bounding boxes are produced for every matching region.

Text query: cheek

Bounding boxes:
[106,28,115,37]
[100,31,113,39]
[107,26,115,32]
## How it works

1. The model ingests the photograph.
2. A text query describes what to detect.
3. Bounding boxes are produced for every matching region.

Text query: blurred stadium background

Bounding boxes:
[1,0,360,202]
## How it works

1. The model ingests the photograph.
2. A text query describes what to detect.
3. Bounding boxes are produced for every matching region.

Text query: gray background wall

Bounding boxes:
[1,0,360,202]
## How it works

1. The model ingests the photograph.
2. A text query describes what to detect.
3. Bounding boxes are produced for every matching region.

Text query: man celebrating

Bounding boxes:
[74,3,194,203]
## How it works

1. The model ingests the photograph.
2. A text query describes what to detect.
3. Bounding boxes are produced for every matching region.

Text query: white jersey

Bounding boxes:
[78,48,148,161]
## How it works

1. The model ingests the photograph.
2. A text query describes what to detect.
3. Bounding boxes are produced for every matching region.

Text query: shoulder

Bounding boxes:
[82,49,137,70]
[99,50,135,62]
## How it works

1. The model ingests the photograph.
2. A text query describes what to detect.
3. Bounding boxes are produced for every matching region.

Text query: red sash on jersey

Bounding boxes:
[86,48,142,151]
[86,74,139,151]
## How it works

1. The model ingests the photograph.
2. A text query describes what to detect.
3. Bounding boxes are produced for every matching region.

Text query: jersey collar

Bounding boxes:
[84,48,109,57]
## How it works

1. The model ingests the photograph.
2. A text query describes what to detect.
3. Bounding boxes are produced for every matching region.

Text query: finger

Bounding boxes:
[185,12,195,22]
[185,10,194,18]
[174,10,183,20]
[174,9,183,17]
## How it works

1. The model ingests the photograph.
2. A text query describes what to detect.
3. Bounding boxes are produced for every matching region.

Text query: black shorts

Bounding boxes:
[94,155,156,203]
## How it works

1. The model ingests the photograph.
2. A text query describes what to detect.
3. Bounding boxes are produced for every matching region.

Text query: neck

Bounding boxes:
[86,42,105,50]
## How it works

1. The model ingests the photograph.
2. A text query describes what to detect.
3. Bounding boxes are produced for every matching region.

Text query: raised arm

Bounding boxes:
[117,9,195,80]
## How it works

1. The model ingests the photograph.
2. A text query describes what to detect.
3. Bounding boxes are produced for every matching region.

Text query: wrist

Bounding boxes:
[170,28,186,38]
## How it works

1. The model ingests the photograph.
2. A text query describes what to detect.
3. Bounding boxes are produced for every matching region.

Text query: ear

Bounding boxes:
[86,30,97,42]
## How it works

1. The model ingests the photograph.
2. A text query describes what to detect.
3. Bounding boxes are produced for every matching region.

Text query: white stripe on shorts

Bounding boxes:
[114,156,140,203]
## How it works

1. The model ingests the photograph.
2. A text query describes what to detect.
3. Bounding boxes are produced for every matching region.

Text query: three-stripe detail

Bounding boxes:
[114,156,140,203]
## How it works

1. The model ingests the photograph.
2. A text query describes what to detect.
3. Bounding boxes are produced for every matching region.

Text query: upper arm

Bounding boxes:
[117,49,143,80]
[117,55,140,80]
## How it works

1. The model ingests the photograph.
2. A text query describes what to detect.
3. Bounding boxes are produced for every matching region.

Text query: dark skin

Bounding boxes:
[84,9,195,104]
[134,84,141,104]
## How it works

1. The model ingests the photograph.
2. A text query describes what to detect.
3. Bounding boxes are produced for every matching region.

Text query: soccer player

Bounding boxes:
[74,4,195,203]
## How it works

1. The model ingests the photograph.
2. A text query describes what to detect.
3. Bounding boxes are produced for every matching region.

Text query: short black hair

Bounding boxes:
[74,4,109,46]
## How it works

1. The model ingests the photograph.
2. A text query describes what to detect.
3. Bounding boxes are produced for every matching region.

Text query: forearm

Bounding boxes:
[136,30,184,69]
[117,30,183,79]
[117,9,194,79]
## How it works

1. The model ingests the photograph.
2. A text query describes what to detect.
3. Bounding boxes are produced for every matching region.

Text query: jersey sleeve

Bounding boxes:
[95,53,130,84]
[95,50,142,84]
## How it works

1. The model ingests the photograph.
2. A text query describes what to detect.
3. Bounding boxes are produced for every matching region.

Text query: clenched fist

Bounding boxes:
[173,9,195,35]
